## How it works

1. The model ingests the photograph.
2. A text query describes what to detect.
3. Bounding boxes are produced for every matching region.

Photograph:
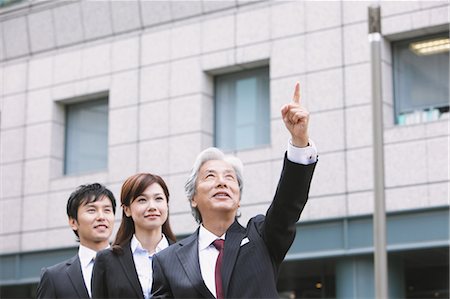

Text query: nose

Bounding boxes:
[216,175,228,188]
[147,199,157,210]
[97,210,106,220]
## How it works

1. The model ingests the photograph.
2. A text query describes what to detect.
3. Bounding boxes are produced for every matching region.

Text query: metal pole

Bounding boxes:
[368,5,388,299]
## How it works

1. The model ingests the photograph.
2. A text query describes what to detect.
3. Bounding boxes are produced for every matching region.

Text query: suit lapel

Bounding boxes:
[66,255,90,298]
[118,243,144,299]
[222,220,246,297]
[176,231,215,299]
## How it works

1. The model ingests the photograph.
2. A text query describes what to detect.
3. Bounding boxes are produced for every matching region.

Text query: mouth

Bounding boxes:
[213,191,231,199]
[94,224,108,230]
[145,214,160,218]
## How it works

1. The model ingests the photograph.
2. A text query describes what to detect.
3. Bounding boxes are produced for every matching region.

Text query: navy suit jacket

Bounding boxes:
[36,255,90,299]
[151,156,316,298]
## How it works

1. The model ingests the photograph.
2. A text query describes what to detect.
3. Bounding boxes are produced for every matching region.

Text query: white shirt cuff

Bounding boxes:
[287,139,318,165]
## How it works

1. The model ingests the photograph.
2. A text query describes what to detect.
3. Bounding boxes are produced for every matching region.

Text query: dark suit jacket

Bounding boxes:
[36,255,90,299]
[91,241,144,299]
[151,156,316,298]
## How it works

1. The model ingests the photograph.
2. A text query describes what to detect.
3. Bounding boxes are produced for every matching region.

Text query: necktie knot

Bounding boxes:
[89,256,95,266]
[213,239,224,251]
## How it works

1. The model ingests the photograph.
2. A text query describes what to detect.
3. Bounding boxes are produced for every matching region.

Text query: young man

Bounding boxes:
[37,183,116,299]
[151,83,318,298]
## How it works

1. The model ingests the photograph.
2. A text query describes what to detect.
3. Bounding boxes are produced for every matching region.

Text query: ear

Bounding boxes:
[191,198,198,208]
[123,205,132,217]
[68,217,78,231]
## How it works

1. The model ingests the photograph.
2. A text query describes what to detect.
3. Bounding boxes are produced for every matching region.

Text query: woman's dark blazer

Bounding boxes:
[91,241,143,299]
[92,239,173,299]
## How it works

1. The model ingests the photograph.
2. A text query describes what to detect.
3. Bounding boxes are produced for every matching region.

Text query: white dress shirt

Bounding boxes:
[198,225,225,298]
[79,244,106,298]
[287,139,318,165]
[197,140,317,298]
[131,234,169,299]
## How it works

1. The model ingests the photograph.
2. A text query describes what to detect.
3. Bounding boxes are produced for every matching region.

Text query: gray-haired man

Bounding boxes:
[152,83,317,299]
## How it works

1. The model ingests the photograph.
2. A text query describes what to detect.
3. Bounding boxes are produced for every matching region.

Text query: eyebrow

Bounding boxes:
[139,192,165,197]
[84,202,113,208]
[204,169,235,175]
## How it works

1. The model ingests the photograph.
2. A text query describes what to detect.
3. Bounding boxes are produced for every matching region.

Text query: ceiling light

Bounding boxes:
[410,37,450,55]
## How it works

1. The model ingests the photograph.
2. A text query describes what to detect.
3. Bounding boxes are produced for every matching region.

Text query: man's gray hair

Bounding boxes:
[185,147,244,223]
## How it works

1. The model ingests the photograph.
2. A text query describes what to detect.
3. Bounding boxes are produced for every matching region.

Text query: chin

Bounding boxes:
[143,223,162,230]
[94,232,111,239]
[215,206,238,213]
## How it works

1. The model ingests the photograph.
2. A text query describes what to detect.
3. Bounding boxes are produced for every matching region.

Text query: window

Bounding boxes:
[214,67,270,151]
[0,0,24,8]
[392,32,449,125]
[64,98,108,175]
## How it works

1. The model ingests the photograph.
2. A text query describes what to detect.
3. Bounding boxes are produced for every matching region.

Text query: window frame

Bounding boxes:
[391,31,449,125]
[63,97,109,175]
[214,66,271,151]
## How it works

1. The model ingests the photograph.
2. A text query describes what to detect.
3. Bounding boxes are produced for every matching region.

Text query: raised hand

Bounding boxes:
[281,82,310,147]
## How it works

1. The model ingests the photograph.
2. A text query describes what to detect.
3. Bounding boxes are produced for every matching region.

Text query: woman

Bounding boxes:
[92,173,176,299]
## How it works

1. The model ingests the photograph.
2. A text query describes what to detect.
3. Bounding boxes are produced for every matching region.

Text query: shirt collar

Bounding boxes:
[78,244,107,268]
[198,225,226,251]
[130,234,169,255]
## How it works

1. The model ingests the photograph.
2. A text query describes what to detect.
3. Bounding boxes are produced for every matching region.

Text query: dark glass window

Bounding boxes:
[215,67,270,151]
[392,32,449,125]
[64,98,108,175]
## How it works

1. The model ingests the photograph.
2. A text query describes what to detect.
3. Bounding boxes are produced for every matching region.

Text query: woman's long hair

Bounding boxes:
[112,173,176,254]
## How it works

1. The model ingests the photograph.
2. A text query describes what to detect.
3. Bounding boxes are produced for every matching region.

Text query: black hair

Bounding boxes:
[66,183,117,238]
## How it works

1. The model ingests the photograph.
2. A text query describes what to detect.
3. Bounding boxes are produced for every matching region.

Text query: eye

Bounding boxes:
[87,208,96,213]
[205,173,215,179]
[226,174,236,180]
[136,197,147,203]
[104,208,112,213]
[155,196,165,202]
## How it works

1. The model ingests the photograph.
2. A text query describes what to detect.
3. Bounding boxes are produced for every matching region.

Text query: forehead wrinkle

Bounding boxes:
[202,163,235,172]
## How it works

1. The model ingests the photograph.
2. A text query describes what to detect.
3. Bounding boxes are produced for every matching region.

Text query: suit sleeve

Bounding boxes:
[263,154,316,263]
[91,251,108,299]
[36,268,56,299]
[151,254,173,299]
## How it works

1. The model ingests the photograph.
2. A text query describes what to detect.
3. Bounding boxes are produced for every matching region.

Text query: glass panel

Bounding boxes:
[256,72,270,146]
[236,77,257,149]
[235,125,256,151]
[236,77,258,127]
[64,98,108,175]
[215,79,236,150]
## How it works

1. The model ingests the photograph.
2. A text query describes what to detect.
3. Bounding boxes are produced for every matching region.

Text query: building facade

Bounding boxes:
[0,0,448,298]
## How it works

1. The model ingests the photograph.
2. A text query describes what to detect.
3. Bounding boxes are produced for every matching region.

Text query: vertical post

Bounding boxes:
[368,5,388,299]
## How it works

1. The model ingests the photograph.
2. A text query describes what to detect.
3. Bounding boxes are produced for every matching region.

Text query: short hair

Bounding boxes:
[185,147,244,223]
[66,183,117,238]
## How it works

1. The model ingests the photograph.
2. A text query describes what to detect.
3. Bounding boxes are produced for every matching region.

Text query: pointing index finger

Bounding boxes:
[292,82,301,104]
